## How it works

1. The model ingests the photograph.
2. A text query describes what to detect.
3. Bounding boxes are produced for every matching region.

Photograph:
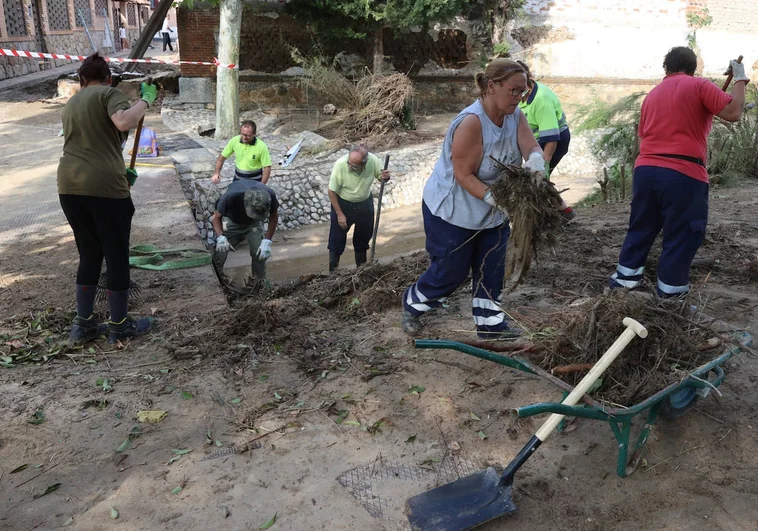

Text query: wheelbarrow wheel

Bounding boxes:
[659,388,699,420]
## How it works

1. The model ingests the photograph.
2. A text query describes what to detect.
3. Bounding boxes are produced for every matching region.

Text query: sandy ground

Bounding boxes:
[1,87,758,531]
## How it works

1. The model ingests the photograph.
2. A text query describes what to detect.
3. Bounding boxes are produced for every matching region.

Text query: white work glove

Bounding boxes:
[730,59,750,84]
[256,239,272,261]
[483,189,497,207]
[483,189,508,217]
[524,151,547,174]
[215,235,234,252]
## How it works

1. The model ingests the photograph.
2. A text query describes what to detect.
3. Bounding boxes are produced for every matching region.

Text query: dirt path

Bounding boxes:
[2,93,758,531]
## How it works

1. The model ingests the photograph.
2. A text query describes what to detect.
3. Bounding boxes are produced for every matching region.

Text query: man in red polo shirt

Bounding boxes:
[611,46,749,297]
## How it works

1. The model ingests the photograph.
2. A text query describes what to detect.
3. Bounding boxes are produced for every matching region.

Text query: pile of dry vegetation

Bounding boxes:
[219,253,428,345]
[297,56,416,147]
[528,290,738,406]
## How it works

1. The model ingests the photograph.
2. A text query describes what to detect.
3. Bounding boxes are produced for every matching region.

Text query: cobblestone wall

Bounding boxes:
[184,142,439,247]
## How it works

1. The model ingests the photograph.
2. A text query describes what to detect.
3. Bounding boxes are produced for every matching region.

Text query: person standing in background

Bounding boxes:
[119,24,128,51]
[517,60,575,221]
[161,17,174,52]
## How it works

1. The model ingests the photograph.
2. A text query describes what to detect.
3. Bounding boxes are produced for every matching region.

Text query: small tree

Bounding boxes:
[180,0,241,140]
[285,0,468,73]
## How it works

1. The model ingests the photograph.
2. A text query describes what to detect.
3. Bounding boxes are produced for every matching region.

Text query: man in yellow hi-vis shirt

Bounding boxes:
[211,120,272,184]
[327,146,390,272]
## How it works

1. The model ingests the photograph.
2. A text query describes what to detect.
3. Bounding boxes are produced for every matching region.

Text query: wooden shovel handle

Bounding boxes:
[721,55,743,92]
[535,317,647,442]
[129,117,145,171]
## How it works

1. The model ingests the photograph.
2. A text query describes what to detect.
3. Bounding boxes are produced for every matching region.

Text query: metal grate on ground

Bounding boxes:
[337,454,485,531]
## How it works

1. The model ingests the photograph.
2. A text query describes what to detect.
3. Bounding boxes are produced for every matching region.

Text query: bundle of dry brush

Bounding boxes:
[530,290,738,406]
[490,164,565,292]
[297,57,415,145]
[339,74,416,141]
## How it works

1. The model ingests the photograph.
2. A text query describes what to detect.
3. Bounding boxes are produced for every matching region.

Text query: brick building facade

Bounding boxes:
[177,4,469,79]
[0,0,152,80]
[178,0,758,81]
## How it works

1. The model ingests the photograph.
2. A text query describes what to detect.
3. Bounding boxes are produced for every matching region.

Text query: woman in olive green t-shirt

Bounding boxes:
[57,52,156,345]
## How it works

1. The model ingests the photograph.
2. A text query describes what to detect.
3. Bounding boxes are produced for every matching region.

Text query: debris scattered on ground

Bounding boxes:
[529,290,727,406]
[221,252,428,343]
[490,164,564,292]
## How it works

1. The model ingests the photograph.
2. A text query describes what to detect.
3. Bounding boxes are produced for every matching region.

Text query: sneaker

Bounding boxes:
[401,310,421,336]
[477,324,524,340]
[69,315,107,343]
[108,316,155,344]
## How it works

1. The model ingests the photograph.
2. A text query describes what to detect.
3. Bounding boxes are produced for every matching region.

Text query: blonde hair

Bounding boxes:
[474,58,527,96]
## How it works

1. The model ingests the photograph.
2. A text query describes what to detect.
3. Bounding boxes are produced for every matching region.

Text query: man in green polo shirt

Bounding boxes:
[327,146,390,272]
[211,120,272,184]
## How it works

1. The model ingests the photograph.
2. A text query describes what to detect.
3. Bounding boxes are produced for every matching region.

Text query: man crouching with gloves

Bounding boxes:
[211,179,279,282]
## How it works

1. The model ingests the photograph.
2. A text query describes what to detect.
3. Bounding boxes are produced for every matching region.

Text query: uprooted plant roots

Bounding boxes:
[218,252,429,345]
[490,165,564,292]
[529,290,729,406]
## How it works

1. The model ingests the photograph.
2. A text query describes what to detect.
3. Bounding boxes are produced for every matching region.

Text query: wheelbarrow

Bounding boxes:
[414,328,752,478]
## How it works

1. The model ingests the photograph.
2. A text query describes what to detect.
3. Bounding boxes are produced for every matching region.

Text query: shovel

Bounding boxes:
[406,317,648,531]
[126,117,145,187]
[369,154,391,262]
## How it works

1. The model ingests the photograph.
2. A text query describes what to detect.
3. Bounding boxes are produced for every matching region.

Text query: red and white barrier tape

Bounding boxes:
[0,48,237,69]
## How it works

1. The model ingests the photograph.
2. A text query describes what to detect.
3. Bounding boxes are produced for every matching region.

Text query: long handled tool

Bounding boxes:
[369,154,391,262]
[99,116,144,298]
[721,55,743,91]
[126,117,145,187]
[406,317,648,531]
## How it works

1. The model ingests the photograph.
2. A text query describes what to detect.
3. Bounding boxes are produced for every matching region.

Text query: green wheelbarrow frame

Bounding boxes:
[415,330,752,478]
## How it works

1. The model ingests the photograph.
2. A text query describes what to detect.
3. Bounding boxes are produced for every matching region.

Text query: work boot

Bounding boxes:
[401,310,421,336]
[560,207,576,222]
[355,249,367,268]
[476,323,524,340]
[329,251,340,273]
[68,315,107,344]
[108,316,155,344]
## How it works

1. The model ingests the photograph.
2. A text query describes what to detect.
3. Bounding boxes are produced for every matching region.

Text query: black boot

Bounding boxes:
[106,289,154,344]
[69,315,107,343]
[329,251,340,273]
[355,249,367,268]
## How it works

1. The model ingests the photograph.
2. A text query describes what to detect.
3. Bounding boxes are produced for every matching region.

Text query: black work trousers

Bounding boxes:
[59,194,134,291]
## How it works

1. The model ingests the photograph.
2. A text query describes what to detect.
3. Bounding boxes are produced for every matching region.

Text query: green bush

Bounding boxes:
[492,41,511,58]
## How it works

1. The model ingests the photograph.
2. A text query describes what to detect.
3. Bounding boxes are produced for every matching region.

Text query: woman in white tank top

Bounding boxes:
[402,59,546,339]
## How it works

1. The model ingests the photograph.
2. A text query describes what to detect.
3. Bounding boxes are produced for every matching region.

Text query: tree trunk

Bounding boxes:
[215,0,242,140]
[372,27,384,74]
[124,0,174,73]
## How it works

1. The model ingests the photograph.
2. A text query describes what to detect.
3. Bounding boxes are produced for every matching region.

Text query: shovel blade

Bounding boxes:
[406,467,516,531]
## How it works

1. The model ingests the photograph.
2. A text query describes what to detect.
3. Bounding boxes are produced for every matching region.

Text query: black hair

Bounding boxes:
[240,120,257,133]
[78,52,111,86]
[663,46,697,76]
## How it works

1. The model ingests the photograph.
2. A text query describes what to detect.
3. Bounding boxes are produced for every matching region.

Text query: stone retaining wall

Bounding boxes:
[184,142,440,247]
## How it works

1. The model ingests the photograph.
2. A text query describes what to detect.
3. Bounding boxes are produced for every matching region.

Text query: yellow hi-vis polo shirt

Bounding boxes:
[221,136,272,172]
[328,152,382,203]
